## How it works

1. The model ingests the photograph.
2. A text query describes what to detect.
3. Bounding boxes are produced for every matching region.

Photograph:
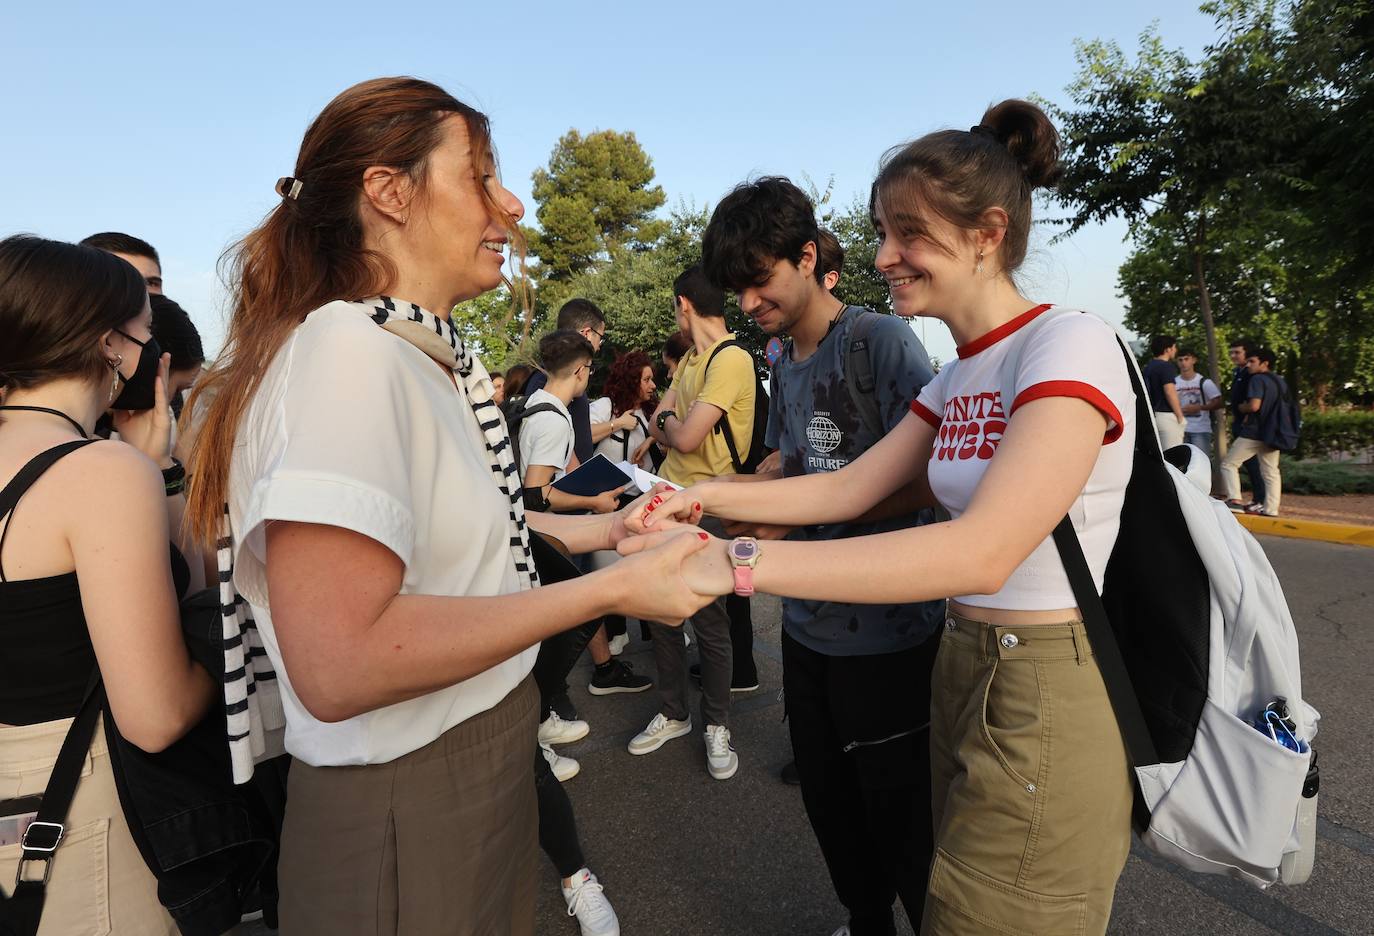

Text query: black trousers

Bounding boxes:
[532,617,602,715]
[782,629,939,936]
[726,593,758,685]
[533,746,585,879]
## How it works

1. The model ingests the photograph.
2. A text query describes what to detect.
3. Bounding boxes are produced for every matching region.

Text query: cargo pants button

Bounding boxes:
[1000,633,1019,649]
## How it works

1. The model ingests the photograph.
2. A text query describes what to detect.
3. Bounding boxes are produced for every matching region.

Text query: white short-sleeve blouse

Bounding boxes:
[227,301,536,767]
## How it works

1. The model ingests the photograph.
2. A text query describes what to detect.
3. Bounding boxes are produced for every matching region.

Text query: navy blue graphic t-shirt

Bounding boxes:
[766,307,944,656]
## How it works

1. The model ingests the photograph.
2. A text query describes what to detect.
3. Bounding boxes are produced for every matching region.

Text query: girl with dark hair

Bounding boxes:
[183,77,710,935]
[0,235,213,934]
[633,100,1137,935]
[590,350,658,469]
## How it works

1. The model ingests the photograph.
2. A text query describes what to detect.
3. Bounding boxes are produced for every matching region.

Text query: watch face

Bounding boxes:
[731,539,757,561]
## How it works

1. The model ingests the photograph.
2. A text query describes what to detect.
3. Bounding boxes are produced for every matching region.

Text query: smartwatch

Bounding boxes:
[728,536,761,597]
[656,410,677,433]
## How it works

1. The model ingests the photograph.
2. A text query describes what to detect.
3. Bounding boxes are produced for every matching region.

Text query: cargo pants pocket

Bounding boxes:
[924,847,1087,936]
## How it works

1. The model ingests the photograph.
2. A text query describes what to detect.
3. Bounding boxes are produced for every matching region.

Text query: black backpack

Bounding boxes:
[702,339,771,474]
[505,400,572,511]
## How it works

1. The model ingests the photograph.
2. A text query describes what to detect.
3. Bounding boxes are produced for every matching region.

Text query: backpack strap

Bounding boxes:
[704,340,748,474]
[841,308,884,441]
[1048,333,1163,779]
[3,669,104,929]
[0,440,95,581]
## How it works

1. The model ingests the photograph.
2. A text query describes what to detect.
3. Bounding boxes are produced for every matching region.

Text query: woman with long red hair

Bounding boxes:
[184,77,712,935]
[590,350,658,470]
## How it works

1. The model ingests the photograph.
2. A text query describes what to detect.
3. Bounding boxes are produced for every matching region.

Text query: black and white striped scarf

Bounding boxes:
[221,295,539,782]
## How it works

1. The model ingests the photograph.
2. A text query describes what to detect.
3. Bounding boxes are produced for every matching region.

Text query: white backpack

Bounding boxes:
[994,308,1320,888]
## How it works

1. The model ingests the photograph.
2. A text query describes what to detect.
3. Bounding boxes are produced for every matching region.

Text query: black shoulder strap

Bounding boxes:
[0,440,95,581]
[705,340,748,474]
[3,670,104,926]
[1048,332,1160,773]
[509,402,566,429]
[842,309,884,441]
[0,440,95,522]
[1051,519,1158,771]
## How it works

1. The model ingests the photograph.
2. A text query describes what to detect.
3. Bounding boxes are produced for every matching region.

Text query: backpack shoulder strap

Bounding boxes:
[704,339,750,474]
[842,308,884,441]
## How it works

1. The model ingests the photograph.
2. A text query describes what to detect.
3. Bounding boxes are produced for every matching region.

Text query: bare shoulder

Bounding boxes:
[61,440,163,502]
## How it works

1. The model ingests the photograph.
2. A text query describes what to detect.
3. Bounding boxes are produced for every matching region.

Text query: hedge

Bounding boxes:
[1273,460,1374,495]
[1292,409,1374,461]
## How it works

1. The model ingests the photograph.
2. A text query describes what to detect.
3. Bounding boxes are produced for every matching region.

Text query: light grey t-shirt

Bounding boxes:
[766,306,944,656]
[518,388,574,480]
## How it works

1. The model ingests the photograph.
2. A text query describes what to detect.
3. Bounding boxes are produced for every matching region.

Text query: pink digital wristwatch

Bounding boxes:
[728,536,761,597]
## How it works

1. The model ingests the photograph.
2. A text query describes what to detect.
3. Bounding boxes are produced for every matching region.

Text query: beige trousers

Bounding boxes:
[1221,436,1282,515]
[0,714,177,936]
[923,611,1134,936]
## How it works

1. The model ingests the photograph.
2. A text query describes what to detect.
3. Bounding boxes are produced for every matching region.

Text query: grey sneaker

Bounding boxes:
[627,713,692,756]
[704,724,738,780]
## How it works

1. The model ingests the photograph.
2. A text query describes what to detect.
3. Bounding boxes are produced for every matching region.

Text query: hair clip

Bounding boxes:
[276,177,304,200]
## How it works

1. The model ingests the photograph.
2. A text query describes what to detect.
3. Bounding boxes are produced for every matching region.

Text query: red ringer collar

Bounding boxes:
[956,304,1054,359]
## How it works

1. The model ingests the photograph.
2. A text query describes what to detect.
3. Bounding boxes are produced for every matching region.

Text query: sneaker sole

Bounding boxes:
[539,724,590,745]
[553,762,580,782]
[708,756,739,780]
[627,722,693,755]
[587,682,653,697]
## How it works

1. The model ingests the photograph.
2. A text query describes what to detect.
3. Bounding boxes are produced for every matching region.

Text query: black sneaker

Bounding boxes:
[689,662,761,693]
[588,660,653,696]
[780,759,801,786]
[550,690,579,722]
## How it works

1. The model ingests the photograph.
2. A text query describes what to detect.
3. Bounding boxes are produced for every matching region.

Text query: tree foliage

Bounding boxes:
[524,129,668,282]
[1053,0,1374,409]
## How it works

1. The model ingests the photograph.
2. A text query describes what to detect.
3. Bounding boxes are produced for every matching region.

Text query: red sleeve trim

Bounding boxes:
[910,400,941,429]
[1011,380,1124,444]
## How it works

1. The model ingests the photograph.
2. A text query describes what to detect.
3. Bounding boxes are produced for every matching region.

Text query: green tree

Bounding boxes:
[1052,0,1311,446]
[525,129,669,282]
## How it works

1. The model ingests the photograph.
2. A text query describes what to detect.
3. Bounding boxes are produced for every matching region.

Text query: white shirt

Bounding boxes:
[911,306,1136,610]
[1175,373,1221,433]
[227,301,536,767]
[518,388,574,480]
[589,397,652,470]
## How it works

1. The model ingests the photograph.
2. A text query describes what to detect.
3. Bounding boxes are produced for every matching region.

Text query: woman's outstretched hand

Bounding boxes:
[618,528,732,601]
[611,483,704,543]
[632,484,711,531]
[613,528,723,625]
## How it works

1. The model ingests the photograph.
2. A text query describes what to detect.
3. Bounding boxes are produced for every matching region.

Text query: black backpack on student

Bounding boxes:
[505,400,572,511]
[703,339,771,474]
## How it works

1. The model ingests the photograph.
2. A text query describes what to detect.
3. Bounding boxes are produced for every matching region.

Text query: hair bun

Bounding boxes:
[979,99,1062,190]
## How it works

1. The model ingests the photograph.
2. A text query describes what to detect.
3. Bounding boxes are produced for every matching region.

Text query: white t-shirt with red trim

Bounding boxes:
[910,305,1136,610]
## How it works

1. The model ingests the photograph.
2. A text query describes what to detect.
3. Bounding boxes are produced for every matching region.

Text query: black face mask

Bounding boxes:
[110,329,162,411]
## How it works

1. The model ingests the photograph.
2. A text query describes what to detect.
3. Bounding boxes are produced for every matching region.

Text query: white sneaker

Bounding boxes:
[627,713,692,756]
[539,710,589,746]
[704,724,738,780]
[562,868,620,936]
[541,741,580,782]
[607,633,630,656]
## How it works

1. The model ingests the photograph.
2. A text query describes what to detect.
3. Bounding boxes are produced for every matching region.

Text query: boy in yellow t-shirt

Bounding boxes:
[637,264,757,779]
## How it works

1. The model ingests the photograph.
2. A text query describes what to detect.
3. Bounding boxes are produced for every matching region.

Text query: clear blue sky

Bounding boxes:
[2,1,1222,364]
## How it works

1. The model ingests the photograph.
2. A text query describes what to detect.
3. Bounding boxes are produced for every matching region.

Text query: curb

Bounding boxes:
[1238,513,1374,548]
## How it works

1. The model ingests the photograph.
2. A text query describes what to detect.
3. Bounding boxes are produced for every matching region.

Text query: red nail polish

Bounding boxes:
[693,502,702,512]
[698,532,709,541]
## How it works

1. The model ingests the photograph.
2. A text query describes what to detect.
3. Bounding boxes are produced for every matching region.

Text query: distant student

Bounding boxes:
[80,231,164,294]
[1220,347,1285,517]
[1174,348,1222,455]
[1227,337,1267,506]
[1143,334,1186,448]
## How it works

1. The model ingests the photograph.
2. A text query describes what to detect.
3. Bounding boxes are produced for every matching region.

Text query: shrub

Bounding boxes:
[1292,409,1374,461]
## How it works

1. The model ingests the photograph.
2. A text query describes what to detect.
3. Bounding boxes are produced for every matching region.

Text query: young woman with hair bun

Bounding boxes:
[633,99,1137,934]
[184,77,713,934]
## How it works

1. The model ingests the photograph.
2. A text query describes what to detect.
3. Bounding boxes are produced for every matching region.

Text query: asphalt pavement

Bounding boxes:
[239,534,1374,935]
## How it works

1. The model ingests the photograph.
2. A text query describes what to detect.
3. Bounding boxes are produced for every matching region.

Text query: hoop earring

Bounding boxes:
[108,355,123,404]
[975,251,985,275]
